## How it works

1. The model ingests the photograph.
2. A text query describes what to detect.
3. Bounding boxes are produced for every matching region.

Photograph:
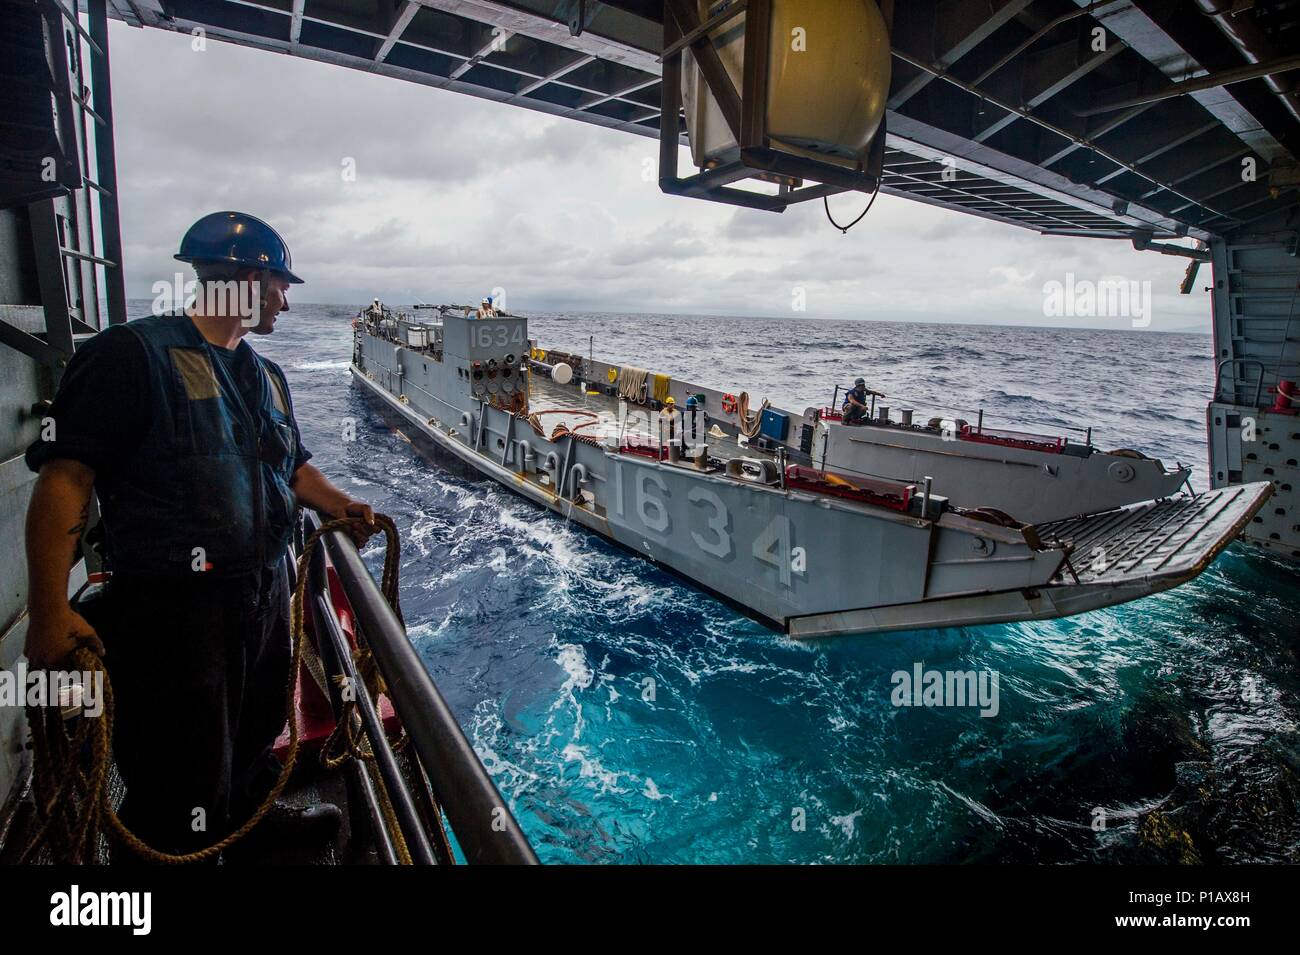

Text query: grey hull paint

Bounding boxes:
[815,420,1191,525]
[352,315,1271,639]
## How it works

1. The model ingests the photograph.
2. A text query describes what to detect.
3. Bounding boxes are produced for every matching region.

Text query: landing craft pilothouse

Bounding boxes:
[351,302,1271,639]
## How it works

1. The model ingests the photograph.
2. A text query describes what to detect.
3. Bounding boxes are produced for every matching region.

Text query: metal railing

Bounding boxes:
[827,383,1095,447]
[1215,356,1299,407]
[301,511,538,865]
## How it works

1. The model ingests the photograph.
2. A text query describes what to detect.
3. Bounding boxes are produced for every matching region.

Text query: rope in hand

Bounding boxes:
[21,513,422,865]
[307,513,406,773]
[305,514,428,866]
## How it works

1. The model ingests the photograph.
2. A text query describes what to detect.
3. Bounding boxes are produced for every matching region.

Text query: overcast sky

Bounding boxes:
[109,21,1212,331]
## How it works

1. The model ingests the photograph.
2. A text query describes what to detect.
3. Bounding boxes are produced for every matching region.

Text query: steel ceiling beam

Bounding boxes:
[1141,144,1252,197]
[413,0,658,71]
[450,29,508,79]
[1038,102,1156,168]
[217,0,663,114]
[290,0,305,47]
[888,0,1036,110]
[580,75,658,110]
[1093,119,1222,184]
[1078,52,1300,117]
[376,1,420,63]
[972,40,1129,143]
[159,7,668,141]
[1093,0,1293,165]
[513,53,595,96]
[890,47,1240,229]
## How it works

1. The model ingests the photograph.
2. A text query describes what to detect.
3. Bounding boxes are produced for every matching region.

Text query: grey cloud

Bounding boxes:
[607,221,709,266]
[722,203,823,240]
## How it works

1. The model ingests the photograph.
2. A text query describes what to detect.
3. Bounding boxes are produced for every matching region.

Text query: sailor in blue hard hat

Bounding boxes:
[175,209,305,282]
[842,376,883,424]
[681,395,706,459]
[23,211,371,860]
[175,210,304,334]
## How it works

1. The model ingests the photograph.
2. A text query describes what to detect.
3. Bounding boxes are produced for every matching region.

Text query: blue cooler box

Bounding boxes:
[759,408,789,442]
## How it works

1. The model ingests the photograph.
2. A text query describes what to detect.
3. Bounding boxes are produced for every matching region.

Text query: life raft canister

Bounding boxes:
[721,393,739,415]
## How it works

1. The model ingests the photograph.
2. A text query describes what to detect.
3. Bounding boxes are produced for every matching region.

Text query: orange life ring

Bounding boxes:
[721,393,738,415]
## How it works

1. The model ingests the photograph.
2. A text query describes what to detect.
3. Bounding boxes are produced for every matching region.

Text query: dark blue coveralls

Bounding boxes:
[26,312,309,856]
[842,385,870,424]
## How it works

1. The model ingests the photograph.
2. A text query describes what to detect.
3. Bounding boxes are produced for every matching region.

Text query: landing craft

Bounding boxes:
[352,302,1269,638]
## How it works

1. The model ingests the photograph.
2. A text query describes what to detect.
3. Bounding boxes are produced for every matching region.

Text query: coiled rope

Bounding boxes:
[736,391,771,439]
[528,409,604,446]
[616,366,650,403]
[21,513,443,865]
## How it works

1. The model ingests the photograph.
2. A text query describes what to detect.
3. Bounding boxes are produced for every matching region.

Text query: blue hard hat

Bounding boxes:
[175,211,304,283]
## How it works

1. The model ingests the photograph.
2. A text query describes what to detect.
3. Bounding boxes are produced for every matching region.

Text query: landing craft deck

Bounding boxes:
[527,374,773,467]
[350,305,1272,640]
[531,336,1194,525]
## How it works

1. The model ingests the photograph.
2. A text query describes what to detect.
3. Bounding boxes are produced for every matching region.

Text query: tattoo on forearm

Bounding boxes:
[67,502,89,537]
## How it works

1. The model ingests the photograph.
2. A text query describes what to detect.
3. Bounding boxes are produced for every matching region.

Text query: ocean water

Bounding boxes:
[137,302,1300,863]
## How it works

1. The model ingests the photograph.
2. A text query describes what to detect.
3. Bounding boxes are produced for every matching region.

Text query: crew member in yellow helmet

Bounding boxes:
[658,395,680,445]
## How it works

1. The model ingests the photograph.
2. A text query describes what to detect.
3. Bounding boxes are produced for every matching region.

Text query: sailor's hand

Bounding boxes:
[24,606,104,670]
[332,499,378,547]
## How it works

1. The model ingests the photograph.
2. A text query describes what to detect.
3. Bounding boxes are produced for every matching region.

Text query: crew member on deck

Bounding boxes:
[477,296,495,319]
[842,377,882,424]
[658,395,680,445]
[23,211,378,861]
[682,395,706,461]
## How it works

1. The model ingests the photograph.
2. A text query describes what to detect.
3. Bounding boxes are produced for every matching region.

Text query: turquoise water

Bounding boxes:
[183,301,1298,864]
